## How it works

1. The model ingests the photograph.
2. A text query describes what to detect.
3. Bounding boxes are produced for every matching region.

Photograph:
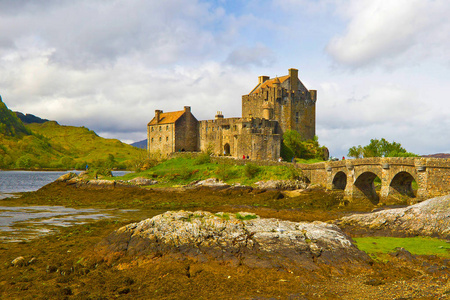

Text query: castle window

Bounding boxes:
[166,125,169,131]
[166,136,169,142]
[159,137,162,142]
[151,138,154,142]
[159,126,162,131]
[151,127,154,132]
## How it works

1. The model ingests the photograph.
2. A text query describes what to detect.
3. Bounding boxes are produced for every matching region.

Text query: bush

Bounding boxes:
[194,152,211,165]
[244,163,260,179]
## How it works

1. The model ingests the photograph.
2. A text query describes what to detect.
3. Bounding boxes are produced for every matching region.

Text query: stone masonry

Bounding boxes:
[147,68,317,160]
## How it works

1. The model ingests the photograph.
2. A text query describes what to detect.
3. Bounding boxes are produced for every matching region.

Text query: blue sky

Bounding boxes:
[0,0,449,157]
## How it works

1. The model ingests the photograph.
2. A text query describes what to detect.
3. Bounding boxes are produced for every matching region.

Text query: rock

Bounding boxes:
[11,256,26,267]
[87,179,115,189]
[339,194,450,238]
[28,257,37,265]
[389,248,415,261]
[254,180,308,190]
[191,178,230,189]
[55,172,77,182]
[128,177,157,186]
[97,210,370,271]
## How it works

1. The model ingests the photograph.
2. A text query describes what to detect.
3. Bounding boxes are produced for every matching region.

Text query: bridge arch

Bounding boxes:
[332,171,347,190]
[353,171,380,204]
[388,171,416,197]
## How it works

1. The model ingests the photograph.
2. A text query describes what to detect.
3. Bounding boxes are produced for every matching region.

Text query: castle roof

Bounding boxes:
[148,110,185,126]
[249,75,289,94]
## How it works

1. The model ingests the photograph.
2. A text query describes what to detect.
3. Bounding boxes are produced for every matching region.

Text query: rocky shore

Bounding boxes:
[339,194,450,238]
[97,210,370,271]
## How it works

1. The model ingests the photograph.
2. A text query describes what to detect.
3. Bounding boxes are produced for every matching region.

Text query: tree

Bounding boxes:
[281,130,327,161]
[347,138,417,158]
[282,130,306,159]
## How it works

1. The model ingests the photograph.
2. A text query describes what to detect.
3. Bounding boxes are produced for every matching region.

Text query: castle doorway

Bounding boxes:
[224,143,231,155]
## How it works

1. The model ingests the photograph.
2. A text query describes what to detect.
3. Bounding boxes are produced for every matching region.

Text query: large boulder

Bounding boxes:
[97,211,370,271]
[339,194,450,238]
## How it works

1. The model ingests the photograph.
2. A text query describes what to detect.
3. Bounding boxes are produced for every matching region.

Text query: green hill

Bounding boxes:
[0,97,145,170]
[0,96,31,137]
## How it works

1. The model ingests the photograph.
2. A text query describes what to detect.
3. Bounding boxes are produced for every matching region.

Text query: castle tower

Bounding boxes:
[241,68,317,140]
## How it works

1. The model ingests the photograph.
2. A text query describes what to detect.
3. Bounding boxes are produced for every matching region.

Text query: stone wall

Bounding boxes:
[174,110,198,152]
[147,123,175,155]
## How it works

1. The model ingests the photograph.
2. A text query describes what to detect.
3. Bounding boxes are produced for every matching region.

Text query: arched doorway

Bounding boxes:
[332,171,347,190]
[389,171,416,197]
[354,171,380,204]
[224,143,231,155]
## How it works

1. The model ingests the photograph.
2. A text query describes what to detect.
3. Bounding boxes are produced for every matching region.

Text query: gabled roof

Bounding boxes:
[148,110,184,126]
[249,75,289,94]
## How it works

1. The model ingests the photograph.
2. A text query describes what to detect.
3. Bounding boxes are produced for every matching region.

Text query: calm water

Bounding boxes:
[0,170,129,194]
[0,170,133,242]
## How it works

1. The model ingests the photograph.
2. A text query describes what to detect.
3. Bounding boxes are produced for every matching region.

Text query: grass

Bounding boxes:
[0,121,145,170]
[354,236,450,258]
[115,156,309,187]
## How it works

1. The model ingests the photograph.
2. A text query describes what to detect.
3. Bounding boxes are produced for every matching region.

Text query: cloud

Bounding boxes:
[225,44,275,67]
[326,0,450,69]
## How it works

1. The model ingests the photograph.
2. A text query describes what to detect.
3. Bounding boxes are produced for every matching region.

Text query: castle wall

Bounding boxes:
[198,117,280,160]
[174,111,198,152]
[147,123,175,155]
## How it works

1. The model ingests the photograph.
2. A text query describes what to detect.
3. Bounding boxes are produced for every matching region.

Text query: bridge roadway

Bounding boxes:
[299,157,450,204]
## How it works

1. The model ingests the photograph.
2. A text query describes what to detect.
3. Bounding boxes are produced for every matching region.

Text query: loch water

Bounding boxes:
[0,170,132,242]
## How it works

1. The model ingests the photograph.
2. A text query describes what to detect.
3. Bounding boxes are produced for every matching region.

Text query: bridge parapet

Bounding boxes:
[300,157,450,204]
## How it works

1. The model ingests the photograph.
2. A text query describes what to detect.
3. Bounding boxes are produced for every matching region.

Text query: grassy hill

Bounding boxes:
[0,97,145,170]
[0,96,31,137]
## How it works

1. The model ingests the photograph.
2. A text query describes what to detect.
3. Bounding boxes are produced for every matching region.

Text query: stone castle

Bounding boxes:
[147,68,317,160]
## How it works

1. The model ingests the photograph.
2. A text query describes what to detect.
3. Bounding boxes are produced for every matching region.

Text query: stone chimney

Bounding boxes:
[155,110,162,124]
[258,76,269,84]
[289,68,298,91]
[215,111,224,119]
[184,106,191,113]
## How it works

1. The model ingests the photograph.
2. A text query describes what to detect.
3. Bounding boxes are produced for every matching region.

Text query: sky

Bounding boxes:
[0,0,449,157]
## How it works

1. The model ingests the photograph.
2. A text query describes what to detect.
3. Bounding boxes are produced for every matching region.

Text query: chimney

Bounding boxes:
[155,110,162,123]
[184,106,191,113]
[289,68,298,91]
[215,111,224,119]
[258,76,269,84]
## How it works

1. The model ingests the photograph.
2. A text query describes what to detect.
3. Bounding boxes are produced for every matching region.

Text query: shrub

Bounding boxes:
[194,152,211,165]
[244,163,260,179]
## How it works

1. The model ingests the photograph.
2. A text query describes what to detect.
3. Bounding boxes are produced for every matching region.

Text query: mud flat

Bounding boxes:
[0,181,450,299]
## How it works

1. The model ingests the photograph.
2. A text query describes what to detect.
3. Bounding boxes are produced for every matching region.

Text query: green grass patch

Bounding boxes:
[235,213,258,221]
[354,236,450,258]
[115,156,310,187]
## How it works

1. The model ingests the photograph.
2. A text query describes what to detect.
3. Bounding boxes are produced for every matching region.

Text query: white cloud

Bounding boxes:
[326,0,450,69]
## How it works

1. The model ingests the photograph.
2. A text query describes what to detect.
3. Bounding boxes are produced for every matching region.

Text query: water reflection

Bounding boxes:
[0,205,130,243]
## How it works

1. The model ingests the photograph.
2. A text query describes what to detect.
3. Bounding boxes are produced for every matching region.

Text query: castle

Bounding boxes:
[147,68,317,160]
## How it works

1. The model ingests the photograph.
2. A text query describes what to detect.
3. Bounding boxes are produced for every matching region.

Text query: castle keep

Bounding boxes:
[147,68,317,160]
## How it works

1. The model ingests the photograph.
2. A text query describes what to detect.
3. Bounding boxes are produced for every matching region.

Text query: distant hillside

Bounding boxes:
[0,96,31,137]
[422,153,450,159]
[0,97,145,169]
[131,139,147,149]
[15,111,52,124]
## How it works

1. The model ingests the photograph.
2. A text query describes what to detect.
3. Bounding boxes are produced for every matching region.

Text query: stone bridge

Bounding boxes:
[299,157,450,203]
